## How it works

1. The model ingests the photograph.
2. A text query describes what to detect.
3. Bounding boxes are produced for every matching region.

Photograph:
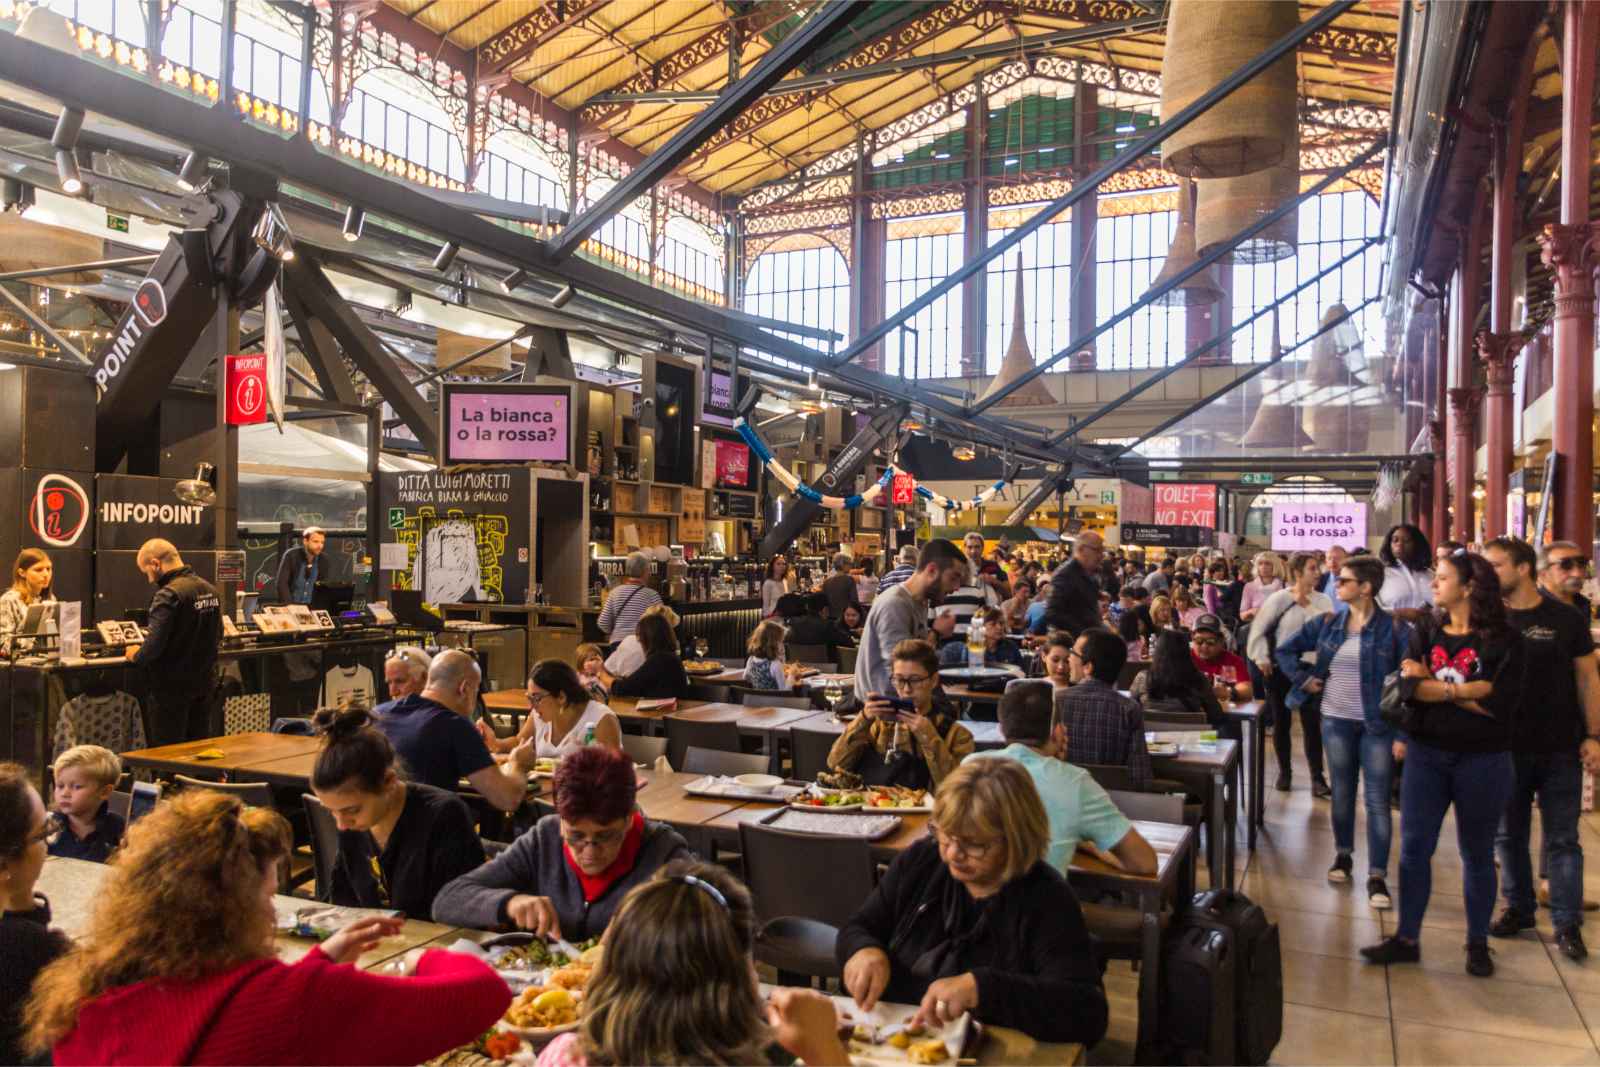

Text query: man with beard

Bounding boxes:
[854,539,968,699]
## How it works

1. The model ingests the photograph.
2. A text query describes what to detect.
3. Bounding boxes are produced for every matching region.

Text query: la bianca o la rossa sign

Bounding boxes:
[1270,503,1367,552]
[440,383,573,466]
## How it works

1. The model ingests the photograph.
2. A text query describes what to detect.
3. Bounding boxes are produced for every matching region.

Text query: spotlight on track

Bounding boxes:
[54,149,83,196]
[175,150,209,192]
[1,178,32,213]
[342,205,365,242]
[51,106,83,150]
[548,284,574,308]
[432,240,459,272]
[500,267,528,293]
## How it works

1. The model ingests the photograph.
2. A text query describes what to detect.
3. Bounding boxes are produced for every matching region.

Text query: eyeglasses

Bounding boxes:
[1335,576,1360,586]
[527,688,554,705]
[1066,647,1086,660]
[1550,558,1589,572]
[933,827,995,860]
[892,673,931,690]
[561,826,627,851]
[1193,636,1222,646]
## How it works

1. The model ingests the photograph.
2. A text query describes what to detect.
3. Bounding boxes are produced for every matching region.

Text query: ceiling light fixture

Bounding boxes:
[500,267,528,293]
[342,205,365,242]
[951,443,976,461]
[432,240,459,272]
[548,284,574,308]
[1,178,30,213]
[51,106,83,150]
[175,149,208,192]
[174,461,217,507]
[54,149,83,196]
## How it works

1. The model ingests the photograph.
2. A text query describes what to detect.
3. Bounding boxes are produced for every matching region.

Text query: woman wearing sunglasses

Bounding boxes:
[837,758,1108,1045]
[433,746,691,939]
[1275,555,1410,911]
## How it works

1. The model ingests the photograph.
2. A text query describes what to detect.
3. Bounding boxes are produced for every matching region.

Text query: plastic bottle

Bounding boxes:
[966,625,985,669]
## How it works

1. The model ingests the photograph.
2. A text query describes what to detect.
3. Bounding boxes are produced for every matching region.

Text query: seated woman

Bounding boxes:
[744,619,801,691]
[25,791,509,1066]
[573,643,609,704]
[481,660,623,759]
[1149,594,1174,636]
[603,612,689,700]
[536,861,848,1067]
[310,705,486,919]
[840,602,865,634]
[1129,630,1240,741]
[938,608,1024,668]
[828,639,974,790]
[1000,580,1033,633]
[433,746,692,939]
[837,758,1108,1045]
[1172,587,1204,630]
[2,763,70,1067]
[603,604,679,679]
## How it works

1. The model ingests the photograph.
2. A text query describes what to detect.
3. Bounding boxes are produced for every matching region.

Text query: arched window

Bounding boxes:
[477,130,567,210]
[343,67,467,183]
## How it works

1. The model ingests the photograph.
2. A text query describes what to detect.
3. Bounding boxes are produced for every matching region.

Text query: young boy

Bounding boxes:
[574,642,609,703]
[48,744,124,863]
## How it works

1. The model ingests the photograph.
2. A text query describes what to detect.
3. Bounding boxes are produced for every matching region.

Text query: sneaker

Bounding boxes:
[1367,876,1392,910]
[1311,777,1332,799]
[1556,925,1589,961]
[1360,936,1420,965]
[1465,941,1495,977]
[1275,772,1291,792]
[1488,908,1535,938]
[1328,853,1353,884]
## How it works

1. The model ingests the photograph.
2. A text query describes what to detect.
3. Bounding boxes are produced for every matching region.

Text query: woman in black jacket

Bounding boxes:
[836,758,1108,1045]
[604,612,689,700]
[1361,551,1523,978]
[1130,629,1236,740]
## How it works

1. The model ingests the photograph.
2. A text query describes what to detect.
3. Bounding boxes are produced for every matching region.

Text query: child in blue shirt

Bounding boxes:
[48,744,124,863]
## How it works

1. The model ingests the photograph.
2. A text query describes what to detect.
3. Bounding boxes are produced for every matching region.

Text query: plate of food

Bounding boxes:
[682,660,725,675]
[936,666,1022,684]
[760,985,974,1066]
[530,757,560,778]
[491,936,603,1042]
[1146,741,1180,757]
[501,986,582,1042]
[861,785,933,812]
[790,783,865,812]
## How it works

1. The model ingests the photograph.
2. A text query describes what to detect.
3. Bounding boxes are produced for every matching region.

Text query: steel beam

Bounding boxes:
[972,138,1384,414]
[0,284,88,364]
[284,251,438,455]
[0,255,159,282]
[281,283,361,407]
[828,0,1359,371]
[758,402,907,559]
[547,0,868,261]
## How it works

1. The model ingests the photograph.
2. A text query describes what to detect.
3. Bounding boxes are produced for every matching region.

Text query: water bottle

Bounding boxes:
[583,724,596,746]
[966,625,985,669]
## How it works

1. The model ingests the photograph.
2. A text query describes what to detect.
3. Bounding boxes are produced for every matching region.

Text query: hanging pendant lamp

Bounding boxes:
[1196,125,1300,264]
[1159,0,1300,178]
[1241,308,1312,448]
[1304,303,1359,388]
[1146,177,1224,306]
[978,256,1058,407]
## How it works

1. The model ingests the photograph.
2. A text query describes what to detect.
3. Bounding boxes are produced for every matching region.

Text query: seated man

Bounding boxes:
[1056,628,1151,790]
[1189,613,1253,703]
[374,648,535,814]
[967,682,1157,875]
[781,593,856,658]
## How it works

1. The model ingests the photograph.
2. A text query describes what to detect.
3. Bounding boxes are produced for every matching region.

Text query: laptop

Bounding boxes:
[19,601,58,637]
[388,588,443,633]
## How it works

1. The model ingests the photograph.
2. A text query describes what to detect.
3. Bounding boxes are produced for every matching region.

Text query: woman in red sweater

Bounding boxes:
[25,789,510,1065]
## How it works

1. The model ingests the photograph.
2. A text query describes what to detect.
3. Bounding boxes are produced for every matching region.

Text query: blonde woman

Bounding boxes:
[837,758,1108,1044]
[1149,595,1174,633]
[1239,552,1284,623]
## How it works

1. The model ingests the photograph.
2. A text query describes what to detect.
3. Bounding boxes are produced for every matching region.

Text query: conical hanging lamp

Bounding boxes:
[1242,307,1313,447]
[1304,302,1358,388]
[1196,124,1300,263]
[1159,0,1300,178]
[1145,177,1224,306]
[978,257,1058,407]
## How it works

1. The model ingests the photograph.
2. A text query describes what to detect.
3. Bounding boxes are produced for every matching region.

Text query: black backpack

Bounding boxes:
[1160,888,1282,1065]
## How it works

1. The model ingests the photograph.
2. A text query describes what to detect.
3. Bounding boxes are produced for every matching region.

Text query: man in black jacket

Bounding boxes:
[125,538,223,744]
[274,526,326,605]
[780,593,855,658]
[1043,530,1106,637]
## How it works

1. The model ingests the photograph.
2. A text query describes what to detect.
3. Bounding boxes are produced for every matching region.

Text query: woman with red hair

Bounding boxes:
[433,746,692,939]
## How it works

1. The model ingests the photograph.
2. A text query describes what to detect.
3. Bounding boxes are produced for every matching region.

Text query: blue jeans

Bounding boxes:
[1321,717,1394,876]
[1497,751,1585,929]
[1397,739,1515,943]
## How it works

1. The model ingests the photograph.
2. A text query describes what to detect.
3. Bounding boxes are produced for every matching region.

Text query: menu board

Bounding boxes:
[440,383,572,466]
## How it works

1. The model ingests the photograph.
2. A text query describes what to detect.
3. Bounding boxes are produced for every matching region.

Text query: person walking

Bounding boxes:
[1360,551,1524,977]
[125,540,223,745]
[1484,538,1600,960]
[1043,531,1107,638]
[1249,551,1334,796]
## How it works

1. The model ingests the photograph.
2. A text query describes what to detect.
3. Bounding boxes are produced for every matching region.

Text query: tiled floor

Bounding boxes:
[1091,724,1600,1066]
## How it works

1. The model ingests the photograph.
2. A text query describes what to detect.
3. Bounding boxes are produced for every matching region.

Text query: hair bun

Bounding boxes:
[313,704,372,742]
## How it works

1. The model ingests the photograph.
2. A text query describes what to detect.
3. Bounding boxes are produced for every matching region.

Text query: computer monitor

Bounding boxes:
[388,588,443,633]
[18,602,57,636]
[311,582,355,615]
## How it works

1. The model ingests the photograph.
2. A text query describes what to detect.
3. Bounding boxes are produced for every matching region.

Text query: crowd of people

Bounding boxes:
[7,524,1600,1064]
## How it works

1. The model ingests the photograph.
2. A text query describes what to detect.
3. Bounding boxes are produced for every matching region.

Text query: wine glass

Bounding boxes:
[823,680,845,718]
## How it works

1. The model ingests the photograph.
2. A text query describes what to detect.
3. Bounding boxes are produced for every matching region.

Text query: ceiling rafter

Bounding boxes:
[476,0,614,77]
[544,4,695,101]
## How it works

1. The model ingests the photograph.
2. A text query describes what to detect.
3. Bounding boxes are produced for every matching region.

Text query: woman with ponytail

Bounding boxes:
[26,789,509,1065]
[311,702,486,919]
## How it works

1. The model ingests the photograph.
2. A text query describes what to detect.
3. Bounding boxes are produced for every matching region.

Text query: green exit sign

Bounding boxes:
[105,211,129,233]
[1240,473,1274,486]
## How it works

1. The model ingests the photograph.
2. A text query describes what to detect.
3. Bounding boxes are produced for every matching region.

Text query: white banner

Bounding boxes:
[263,282,286,433]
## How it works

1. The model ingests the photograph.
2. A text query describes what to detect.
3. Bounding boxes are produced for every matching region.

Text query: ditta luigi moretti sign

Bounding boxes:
[1270,503,1368,551]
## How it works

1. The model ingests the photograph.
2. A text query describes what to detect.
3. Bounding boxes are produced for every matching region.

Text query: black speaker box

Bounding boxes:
[0,366,95,473]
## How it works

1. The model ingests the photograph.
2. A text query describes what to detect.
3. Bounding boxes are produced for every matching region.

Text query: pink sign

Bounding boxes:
[714,440,750,487]
[1270,503,1368,552]
[445,388,569,464]
[1153,483,1217,527]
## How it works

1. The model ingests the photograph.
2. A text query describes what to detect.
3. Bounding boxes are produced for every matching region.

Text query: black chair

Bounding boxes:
[620,733,667,766]
[683,747,770,777]
[301,793,340,903]
[742,693,812,710]
[686,683,737,703]
[739,821,877,983]
[174,774,274,809]
[837,647,858,675]
[665,717,742,770]
[786,643,830,664]
[1082,763,1140,794]
[789,724,839,782]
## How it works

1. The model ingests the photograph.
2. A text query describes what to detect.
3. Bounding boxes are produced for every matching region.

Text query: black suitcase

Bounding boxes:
[1190,888,1283,1065]
[1160,924,1237,1065]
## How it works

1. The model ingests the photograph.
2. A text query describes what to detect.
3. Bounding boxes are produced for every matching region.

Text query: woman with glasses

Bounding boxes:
[837,758,1108,1045]
[826,639,974,790]
[480,660,622,759]
[1378,523,1435,624]
[434,745,691,939]
[310,705,485,921]
[1,762,68,1066]
[1275,556,1410,910]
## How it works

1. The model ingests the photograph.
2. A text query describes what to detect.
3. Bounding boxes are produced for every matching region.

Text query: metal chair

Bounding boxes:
[686,683,737,703]
[300,793,340,903]
[682,746,771,778]
[620,733,668,767]
[1107,789,1186,825]
[739,821,878,983]
[789,723,839,782]
[786,643,830,664]
[1081,763,1141,795]
[742,693,812,709]
[664,717,741,770]
[174,774,274,809]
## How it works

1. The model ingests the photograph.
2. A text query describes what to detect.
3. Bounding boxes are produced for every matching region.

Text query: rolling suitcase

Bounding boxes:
[1160,889,1282,1065]
[1190,888,1283,1065]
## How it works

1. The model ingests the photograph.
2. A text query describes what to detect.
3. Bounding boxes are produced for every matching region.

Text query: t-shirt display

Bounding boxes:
[321,664,376,710]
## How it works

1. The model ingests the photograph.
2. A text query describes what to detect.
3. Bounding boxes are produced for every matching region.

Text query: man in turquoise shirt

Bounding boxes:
[968,681,1158,875]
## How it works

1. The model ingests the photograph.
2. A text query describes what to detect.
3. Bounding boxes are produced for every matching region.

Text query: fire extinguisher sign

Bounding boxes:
[225,354,268,426]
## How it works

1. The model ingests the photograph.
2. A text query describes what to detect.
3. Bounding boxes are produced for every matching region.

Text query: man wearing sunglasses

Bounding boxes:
[1539,541,1594,619]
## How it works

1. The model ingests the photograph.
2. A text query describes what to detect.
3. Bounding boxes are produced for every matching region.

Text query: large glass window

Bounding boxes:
[985,211,1073,373]
[1095,203,1184,369]
[660,217,724,302]
[742,243,850,363]
[885,216,964,378]
[477,132,567,211]
[342,70,467,183]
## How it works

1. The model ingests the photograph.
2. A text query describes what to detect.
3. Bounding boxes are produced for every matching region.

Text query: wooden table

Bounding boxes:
[633,769,752,854]
[35,856,463,971]
[1151,736,1239,889]
[791,712,1004,752]
[117,732,320,782]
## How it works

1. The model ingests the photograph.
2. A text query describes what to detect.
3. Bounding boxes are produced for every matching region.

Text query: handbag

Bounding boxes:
[1378,669,1406,727]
